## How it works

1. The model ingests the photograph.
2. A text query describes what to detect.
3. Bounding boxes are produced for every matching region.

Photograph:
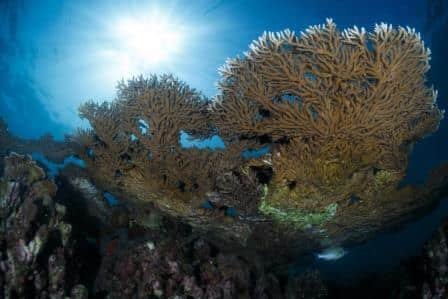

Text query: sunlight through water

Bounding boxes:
[113,11,184,69]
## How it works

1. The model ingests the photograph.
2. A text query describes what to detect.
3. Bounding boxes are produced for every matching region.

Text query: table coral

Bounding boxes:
[71,74,260,222]
[72,20,446,253]
[213,19,443,227]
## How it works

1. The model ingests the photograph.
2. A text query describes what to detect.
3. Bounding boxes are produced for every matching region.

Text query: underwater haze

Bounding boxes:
[1,0,448,298]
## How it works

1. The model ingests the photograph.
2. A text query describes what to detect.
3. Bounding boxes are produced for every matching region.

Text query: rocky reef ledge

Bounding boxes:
[0,150,448,298]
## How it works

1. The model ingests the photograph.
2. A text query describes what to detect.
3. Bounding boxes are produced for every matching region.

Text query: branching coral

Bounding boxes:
[72,74,259,220]
[72,20,445,249]
[213,19,444,220]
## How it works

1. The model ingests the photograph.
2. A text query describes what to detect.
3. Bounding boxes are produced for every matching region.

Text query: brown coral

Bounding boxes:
[72,20,446,252]
[72,74,259,221]
[213,19,443,216]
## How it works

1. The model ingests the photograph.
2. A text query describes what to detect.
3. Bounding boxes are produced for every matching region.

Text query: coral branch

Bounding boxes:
[213,19,443,217]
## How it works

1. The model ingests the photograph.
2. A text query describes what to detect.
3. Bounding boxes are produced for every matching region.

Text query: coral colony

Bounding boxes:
[1,20,448,298]
[72,20,443,244]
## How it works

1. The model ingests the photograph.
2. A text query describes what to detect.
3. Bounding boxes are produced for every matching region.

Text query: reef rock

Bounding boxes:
[95,233,328,299]
[0,153,86,298]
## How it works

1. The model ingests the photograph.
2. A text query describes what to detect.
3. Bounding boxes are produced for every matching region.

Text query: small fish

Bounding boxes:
[315,246,347,261]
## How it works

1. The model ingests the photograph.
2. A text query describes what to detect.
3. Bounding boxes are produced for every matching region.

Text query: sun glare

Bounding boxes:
[114,12,184,68]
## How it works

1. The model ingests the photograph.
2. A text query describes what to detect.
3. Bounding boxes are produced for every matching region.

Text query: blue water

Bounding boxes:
[31,152,85,178]
[103,191,120,207]
[293,198,448,283]
[180,131,225,150]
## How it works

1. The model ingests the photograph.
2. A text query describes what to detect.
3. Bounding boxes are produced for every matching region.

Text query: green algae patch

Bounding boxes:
[373,170,396,187]
[259,185,338,229]
[134,211,164,230]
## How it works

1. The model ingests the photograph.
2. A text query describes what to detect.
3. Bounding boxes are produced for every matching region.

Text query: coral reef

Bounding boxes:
[95,233,329,299]
[0,118,72,172]
[0,153,87,298]
[421,219,448,298]
[71,74,262,248]
[0,151,332,299]
[1,133,448,298]
[71,75,259,219]
[214,19,443,226]
[71,20,446,256]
